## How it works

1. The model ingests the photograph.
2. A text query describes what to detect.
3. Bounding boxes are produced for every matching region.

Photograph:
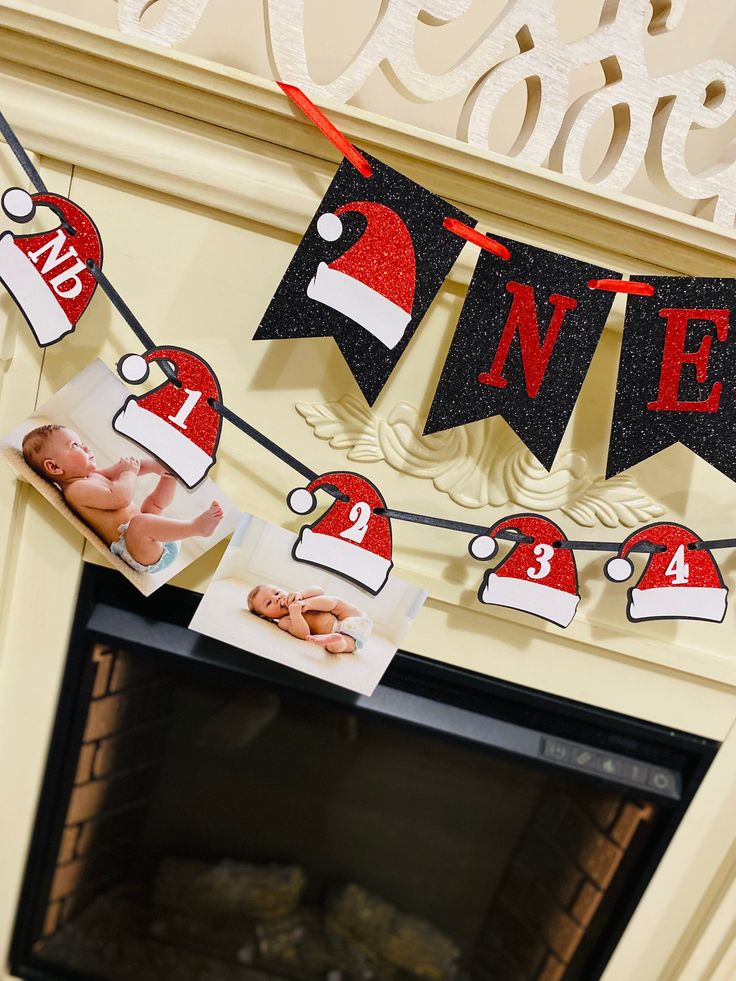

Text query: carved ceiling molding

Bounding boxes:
[295,395,665,528]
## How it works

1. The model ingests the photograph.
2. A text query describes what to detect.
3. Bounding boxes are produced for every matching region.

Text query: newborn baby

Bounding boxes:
[22,424,223,574]
[247,584,372,654]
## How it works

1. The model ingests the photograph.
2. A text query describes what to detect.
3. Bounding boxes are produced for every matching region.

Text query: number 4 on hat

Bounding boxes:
[604,522,728,623]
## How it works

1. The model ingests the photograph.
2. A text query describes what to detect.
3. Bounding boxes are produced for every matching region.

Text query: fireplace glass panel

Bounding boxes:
[9,570,714,981]
[13,638,678,981]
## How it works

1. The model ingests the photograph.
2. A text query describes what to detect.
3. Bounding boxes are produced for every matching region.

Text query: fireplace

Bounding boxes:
[9,566,716,981]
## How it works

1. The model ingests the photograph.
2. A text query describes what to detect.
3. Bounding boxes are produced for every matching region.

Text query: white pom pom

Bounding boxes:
[2,187,35,223]
[287,487,316,515]
[118,353,149,384]
[316,212,343,241]
[605,556,634,582]
[469,534,497,561]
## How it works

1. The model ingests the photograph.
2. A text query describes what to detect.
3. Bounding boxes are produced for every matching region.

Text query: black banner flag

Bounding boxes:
[606,276,736,481]
[424,238,621,470]
[253,151,475,405]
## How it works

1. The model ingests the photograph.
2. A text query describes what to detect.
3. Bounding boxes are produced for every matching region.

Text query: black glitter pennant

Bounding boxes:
[424,238,620,470]
[253,151,475,405]
[606,276,736,480]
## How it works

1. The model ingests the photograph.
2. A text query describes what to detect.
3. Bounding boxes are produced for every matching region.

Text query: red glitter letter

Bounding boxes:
[478,282,578,398]
[647,308,729,413]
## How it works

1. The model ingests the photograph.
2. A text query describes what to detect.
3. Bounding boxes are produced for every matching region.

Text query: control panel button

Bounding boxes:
[542,737,571,762]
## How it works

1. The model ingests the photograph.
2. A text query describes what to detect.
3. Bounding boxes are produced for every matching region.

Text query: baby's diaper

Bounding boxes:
[111,522,179,575]
[336,615,373,650]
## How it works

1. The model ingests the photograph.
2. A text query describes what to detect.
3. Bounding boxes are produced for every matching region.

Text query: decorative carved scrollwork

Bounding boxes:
[295,395,665,528]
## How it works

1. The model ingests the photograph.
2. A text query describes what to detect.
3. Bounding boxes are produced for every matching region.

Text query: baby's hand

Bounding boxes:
[108,458,134,478]
[289,600,306,616]
[116,456,140,475]
[286,591,303,607]
[137,457,165,476]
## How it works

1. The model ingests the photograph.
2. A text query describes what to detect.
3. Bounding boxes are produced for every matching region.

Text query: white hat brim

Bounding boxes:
[480,573,579,627]
[629,586,727,623]
[294,527,392,594]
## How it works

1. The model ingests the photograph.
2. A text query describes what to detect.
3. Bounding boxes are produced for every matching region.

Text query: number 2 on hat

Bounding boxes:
[288,472,393,595]
[340,501,371,544]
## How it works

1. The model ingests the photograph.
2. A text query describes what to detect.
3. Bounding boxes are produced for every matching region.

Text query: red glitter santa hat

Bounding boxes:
[287,471,393,594]
[469,514,579,627]
[307,200,416,350]
[604,522,727,622]
[113,346,222,489]
[0,187,102,346]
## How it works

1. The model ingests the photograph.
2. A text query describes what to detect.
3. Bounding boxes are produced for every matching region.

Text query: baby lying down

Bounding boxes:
[247,584,372,654]
[22,424,223,575]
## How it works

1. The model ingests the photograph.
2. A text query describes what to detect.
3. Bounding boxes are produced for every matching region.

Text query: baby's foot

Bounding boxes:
[192,500,224,537]
[308,632,354,653]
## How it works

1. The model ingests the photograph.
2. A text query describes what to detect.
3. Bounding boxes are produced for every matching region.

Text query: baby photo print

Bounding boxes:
[1,359,240,596]
[190,512,427,695]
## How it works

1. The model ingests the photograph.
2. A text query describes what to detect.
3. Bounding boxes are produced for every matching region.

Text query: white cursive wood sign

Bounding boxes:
[115,0,736,228]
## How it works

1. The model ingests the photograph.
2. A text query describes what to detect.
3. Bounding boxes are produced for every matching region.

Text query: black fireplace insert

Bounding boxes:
[9,565,717,981]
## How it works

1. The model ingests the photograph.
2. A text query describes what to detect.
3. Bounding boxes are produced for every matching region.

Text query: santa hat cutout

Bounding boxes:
[287,471,393,594]
[113,346,222,489]
[469,514,579,627]
[307,201,416,351]
[0,188,103,347]
[604,522,727,623]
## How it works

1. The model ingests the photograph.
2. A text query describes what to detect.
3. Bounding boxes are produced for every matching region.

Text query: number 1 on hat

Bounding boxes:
[168,389,202,431]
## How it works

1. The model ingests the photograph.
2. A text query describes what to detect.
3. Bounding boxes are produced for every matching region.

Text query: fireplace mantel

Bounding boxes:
[0,5,734,981]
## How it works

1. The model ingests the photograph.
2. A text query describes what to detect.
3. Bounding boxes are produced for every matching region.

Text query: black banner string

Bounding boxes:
[1,105,732,560]
[556,539,665,554]
[377,513,666,553]
[210,399,327,491]
[85,261,330,494]
[86,262,342,499]
[376,507,532,542]
[689,538,736,551]
[88,261,156,351]
[81,265,344,498]
[0,108,47,194]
